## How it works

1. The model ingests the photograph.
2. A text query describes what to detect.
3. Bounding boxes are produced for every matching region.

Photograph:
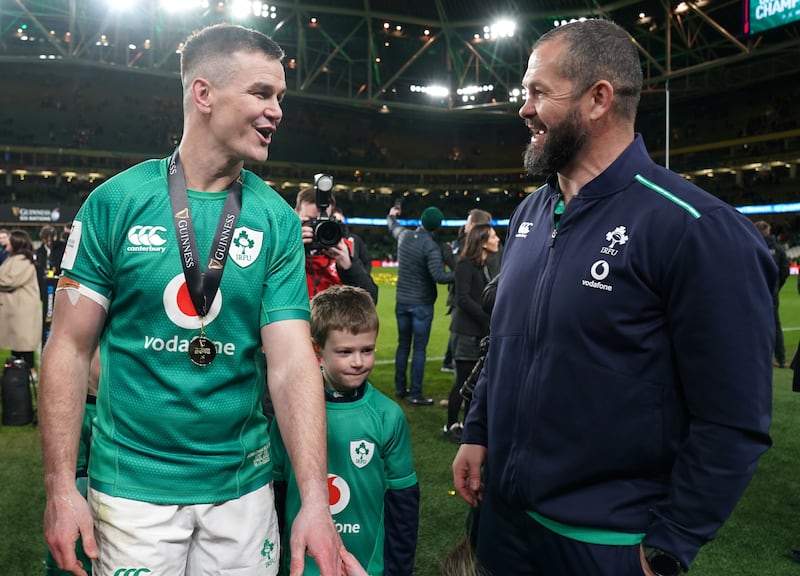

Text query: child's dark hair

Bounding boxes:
[310,285,379,348]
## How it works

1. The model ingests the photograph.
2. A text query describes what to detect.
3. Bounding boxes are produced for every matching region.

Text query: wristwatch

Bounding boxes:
[643,546,682,576]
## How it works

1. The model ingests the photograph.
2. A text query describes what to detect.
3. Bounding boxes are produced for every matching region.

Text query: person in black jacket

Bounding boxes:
[443,224,501,442]
[333,207,374,275]
[35,225,66,279]
[754,221,789,367]
[441,209,498,373]
[35,225,66,328]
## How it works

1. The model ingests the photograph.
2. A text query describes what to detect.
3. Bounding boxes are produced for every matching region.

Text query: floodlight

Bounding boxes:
[231,0,252,18]
[488,19,516,39]
[409,85,449,97]
[426,86,449,97]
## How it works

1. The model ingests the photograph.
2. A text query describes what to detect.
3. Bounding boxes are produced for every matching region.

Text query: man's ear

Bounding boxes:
[191,77,213,114]
[587,80,615,121]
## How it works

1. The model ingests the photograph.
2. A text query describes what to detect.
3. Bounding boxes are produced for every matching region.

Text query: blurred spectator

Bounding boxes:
[755,220,789,367]
[332,206,373,274]
[35,225,66,280]
[0,228,10,265]
[0,230,43,374]
[35,225,66,329]
[441,209,496,372]
[388,204,453,406]
[443,223,501,443]
[61,221,73,242]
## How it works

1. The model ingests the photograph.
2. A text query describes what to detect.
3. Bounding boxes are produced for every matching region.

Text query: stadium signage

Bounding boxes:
[0,203,78,224]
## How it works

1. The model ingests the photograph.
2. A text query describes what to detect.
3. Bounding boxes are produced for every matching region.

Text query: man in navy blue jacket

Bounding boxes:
[452,19,775,576]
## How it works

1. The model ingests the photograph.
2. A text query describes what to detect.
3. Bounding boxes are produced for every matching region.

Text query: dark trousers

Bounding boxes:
[446,360,474,427]
[773,294,785,364]
[394,302,434,398]
[791,340,800,392]
[476,489,646,576]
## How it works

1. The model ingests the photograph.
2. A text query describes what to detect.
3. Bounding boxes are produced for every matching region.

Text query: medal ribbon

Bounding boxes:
[167,151,242,319]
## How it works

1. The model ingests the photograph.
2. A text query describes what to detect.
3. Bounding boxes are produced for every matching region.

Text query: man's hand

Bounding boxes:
[288,503,342,576]
[452,443,487,506]
[639,546,658,576]
[388,205,401,218]
[300,221,315,246]
[324,239,352,270]
[43,484,97,576]
[340,545,368,576]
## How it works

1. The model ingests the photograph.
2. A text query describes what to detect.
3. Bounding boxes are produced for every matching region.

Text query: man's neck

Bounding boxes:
[176,142,244,192]
[558,131,634,204]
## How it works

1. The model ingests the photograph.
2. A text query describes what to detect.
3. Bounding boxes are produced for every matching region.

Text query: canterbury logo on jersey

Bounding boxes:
[127,225,167,253]
[113,569,151,576]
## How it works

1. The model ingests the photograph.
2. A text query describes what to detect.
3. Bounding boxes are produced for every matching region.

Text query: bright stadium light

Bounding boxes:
[508,87,526,103]
[409,84,449,97]
[456,84,494,96]
[488,19,516,39]
[230,0,276,18]
[231,0,253,18]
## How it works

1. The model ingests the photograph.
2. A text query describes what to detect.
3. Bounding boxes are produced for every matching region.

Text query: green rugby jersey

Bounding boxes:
[271,382,418,576]
[61,157,309,504]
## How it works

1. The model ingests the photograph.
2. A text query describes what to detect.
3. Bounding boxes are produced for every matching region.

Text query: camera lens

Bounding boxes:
[315,220,343,248]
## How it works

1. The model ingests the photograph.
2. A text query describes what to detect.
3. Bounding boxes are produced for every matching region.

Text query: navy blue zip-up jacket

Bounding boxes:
[463,135,775,569]
[388,215,453,304]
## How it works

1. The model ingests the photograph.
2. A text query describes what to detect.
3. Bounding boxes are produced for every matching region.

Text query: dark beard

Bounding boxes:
[523,108,587,176]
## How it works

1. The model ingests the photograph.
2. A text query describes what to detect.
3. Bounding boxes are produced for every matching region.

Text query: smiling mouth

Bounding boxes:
[255,127,273,142]
[531,128,546,142]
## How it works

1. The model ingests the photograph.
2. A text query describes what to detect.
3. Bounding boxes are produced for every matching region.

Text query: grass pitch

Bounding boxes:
[2,269,799,575]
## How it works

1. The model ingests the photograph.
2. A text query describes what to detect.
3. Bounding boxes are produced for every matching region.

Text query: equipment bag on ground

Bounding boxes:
[1,356,34,426]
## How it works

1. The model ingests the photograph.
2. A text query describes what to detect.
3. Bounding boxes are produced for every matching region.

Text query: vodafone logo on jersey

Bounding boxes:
[162,273,222,329]
[328,474,351,514]
[328,474,361,534]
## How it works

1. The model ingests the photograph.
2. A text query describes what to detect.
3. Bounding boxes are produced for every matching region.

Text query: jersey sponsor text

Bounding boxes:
[335,521,361,534]
[144,334,236,356]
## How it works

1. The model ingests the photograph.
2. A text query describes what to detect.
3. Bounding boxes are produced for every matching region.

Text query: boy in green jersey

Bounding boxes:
[271,285,420,575]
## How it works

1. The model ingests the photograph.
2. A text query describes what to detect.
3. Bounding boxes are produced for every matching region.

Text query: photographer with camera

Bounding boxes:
[295,175,378,304]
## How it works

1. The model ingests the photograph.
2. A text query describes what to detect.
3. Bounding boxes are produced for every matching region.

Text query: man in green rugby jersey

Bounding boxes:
[39,23,340,576]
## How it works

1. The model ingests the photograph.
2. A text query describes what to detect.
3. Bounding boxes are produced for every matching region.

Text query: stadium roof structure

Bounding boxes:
[2,0,800,117]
